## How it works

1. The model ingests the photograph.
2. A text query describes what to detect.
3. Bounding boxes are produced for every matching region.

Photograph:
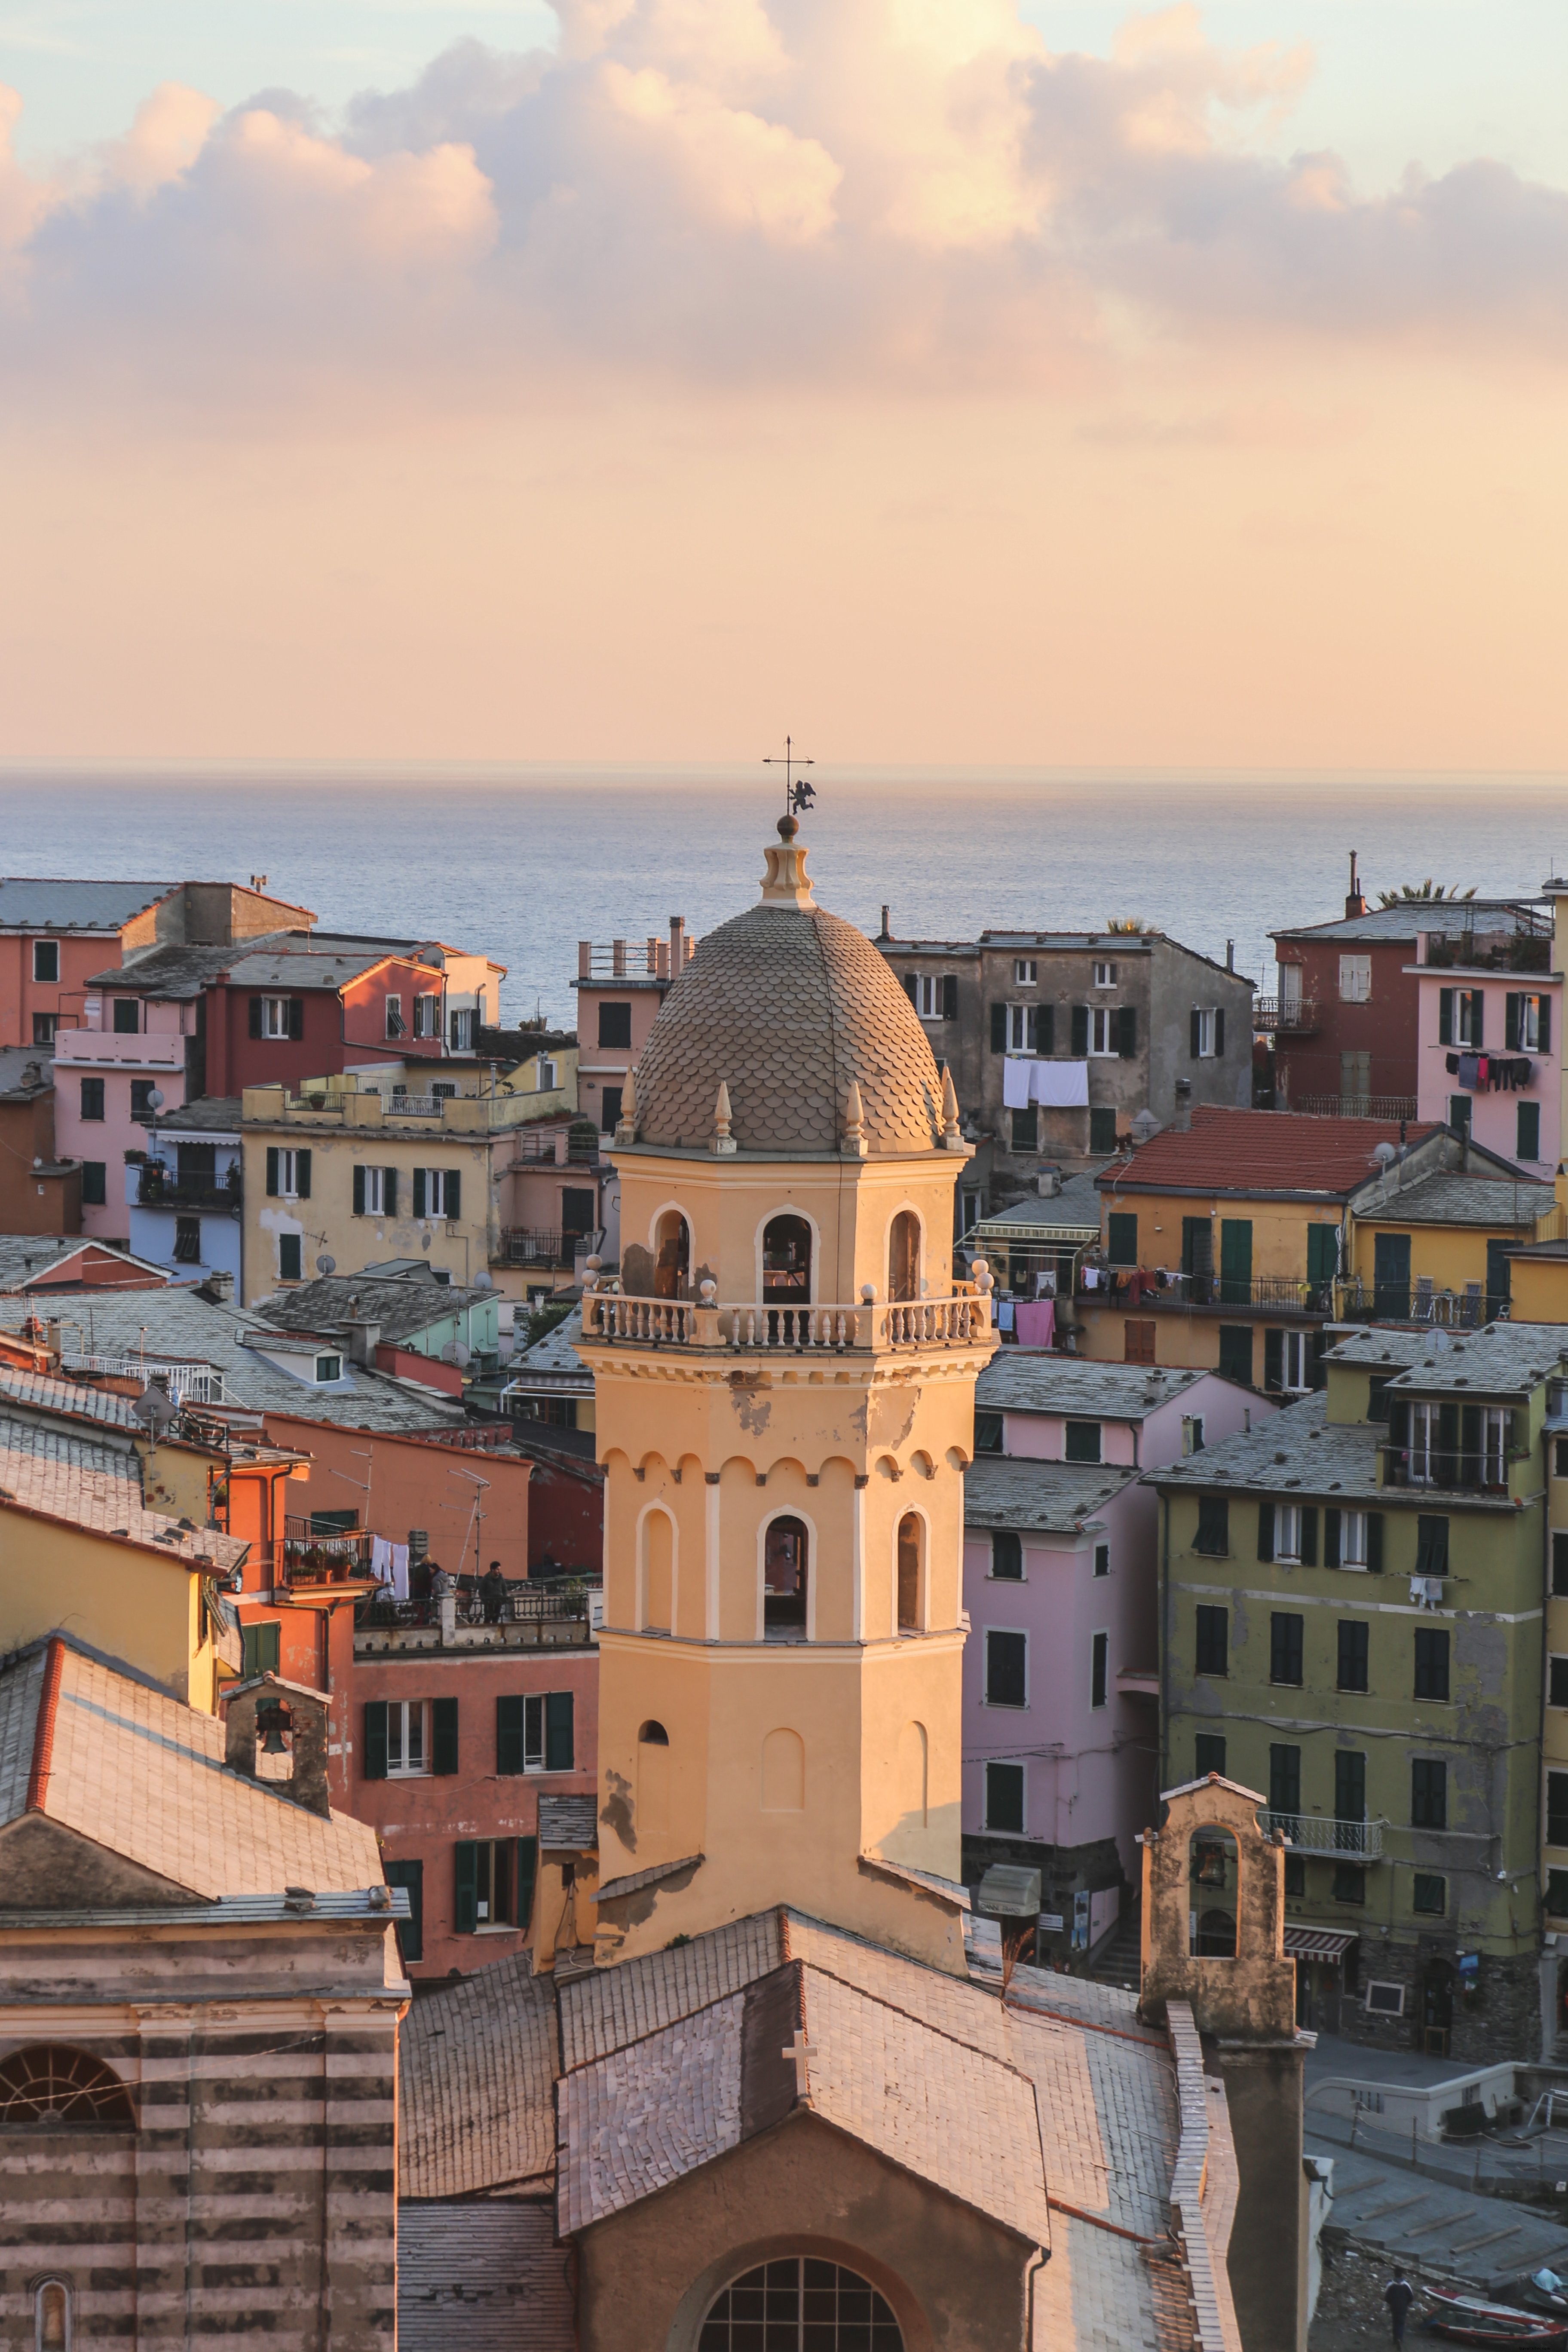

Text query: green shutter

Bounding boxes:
[413,1168,427,1218]
[904,974,919,1008]
[1107,1212,1138,1267]
[1307,1225,1338,1285]
[1438,989,1454,1045]
[352,1164,365,1216]
[1300,1507,1318,1566]
[990,1003,1006,1054]
[432,1696,459,1775]
[1470,990,1484,1047]
[454,1842,478,1935]
[1520,1101,1541,1161]
[1118,1006,1137,1058]
[249,995,263,1038]
[545,1690,574,1771]
[942,976,958,1022]
[1263,1328,1283,1391]
[288,997,304,1041]
[1036,1004,1055,1054]
[1325,1508,1341,1568]
[1070,1004,1089,1057]
[1541,998,1553,1053]
[363,1700,388,1781]
[1257,1503,1274,1562]
[266,1147,279,1198]
[1219,1219,1252,1305]
[384,1167,398,1217]
[446,1170,461,1220]
[517,1836,539,1932]
[1506,993,1521,1050]
[1214,1008,1225,1057]
[295,1149,311,1200]
[496,1694,524,1775]
[1366,1512,1384,1573]
[1190,1009,1201,1059]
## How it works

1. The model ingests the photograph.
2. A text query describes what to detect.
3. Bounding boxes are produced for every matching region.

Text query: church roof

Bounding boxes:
[630,829,944,1157]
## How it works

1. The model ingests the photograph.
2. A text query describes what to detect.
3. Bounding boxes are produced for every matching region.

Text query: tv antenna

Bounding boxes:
[764,735,816,816]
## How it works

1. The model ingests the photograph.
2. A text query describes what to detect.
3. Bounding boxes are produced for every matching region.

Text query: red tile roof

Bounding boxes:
[1098,1106,1442,1199]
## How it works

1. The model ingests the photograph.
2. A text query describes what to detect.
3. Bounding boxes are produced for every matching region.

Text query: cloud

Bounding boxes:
[1,0,1567,422]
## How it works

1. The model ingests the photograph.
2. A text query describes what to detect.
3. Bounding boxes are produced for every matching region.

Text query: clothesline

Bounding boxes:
[1446,1052,1534,1092]
[1002,1056,1091,1109]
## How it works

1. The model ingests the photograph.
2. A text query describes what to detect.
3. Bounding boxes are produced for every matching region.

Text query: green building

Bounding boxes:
[1153,1320,1562,2064]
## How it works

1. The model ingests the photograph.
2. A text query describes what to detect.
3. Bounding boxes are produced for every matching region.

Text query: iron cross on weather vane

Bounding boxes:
[764,736,816,817]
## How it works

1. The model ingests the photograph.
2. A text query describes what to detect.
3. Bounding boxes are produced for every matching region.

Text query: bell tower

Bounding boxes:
[582,819,994,1973]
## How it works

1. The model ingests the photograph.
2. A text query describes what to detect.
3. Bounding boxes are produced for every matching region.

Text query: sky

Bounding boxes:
[1,0,1565,770]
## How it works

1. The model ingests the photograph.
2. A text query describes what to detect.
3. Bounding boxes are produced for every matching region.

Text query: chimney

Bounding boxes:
[879,905,891,940]
[668,916,685,977]
[1174,1078,1193,1132]
[343,1318,381,1369]
[1345,850,1367,920]
[1225,940,1235,972]
[195,1270,234,1305]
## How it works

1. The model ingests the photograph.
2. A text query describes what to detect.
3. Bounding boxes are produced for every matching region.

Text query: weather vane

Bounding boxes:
[764,735,816,816]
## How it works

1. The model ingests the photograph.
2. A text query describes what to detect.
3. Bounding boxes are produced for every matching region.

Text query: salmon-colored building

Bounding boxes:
[0,1049,78,1234]
[260,1413,534,1586]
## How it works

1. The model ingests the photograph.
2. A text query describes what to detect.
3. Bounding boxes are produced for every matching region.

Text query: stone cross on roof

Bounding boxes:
[782,2027,815,2095]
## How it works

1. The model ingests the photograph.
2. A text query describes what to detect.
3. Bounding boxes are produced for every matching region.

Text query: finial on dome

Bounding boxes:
[940,1066,963,1149]
[760,823,816,910]
[841,1077,868,1159]
[711,1080,737,1156]
[614,1064,640,1145]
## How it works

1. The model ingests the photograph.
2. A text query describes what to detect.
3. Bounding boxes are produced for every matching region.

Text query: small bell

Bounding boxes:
[260,1724,289,1755]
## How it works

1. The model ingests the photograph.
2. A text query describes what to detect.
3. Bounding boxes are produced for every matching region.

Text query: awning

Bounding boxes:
[1284,1926,1358,1962]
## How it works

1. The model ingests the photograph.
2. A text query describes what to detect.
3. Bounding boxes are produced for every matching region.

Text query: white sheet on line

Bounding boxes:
[1031,1060,1089,1106]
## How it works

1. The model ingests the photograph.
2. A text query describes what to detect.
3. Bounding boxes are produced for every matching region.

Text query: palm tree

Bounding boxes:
[1375,880,1478,907]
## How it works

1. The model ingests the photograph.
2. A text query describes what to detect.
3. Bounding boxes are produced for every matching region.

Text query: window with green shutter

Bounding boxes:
[1195,1497,1228,1556]
[1088,1107,1117,1155]
[1194,1733,1226,1780]
[242,1621,280,1679]
[990,1002,1006,1053]
[1337,1620,1369,1693]
[278,1234,302,1282]
[1306,1225,1338,1286]
[1366,1512,1384,1572]
[363,1700,389,1781]
[1117,1005,1137,1058]
[432,1696,459,1775]
[1194,1605,1228,1677]
[1519,1101,1542,1160]
[453,1841,478,1935]
[1335,1750,1366,1823]
[1256,1502,1275,1562]
[266,1147,280,1197]
[413,1168,427,1217]
[352,1165,365,1215]
[545,1690,575,1772]
[1411,1758,1447,1828]
[1263,1329,1283,1392]
[496,1694,525,1775]
[1268,1743,1301,1817]
[1219,1219,1252,1305]
[383,1859,423,1963]
[1217,1326,1252,1387]
[1107,1212,1138,1266]
[1070,1004,1089,1057]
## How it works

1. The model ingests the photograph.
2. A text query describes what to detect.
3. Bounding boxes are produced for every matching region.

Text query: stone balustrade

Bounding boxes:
[580,1286,990,1352]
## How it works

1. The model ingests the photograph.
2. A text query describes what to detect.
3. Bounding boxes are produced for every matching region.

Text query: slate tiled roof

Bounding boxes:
[0,1237,175,1291]
[972,1172,1106,1239]
[964,1455,1141,1533]
[1356,1172,1554,1228]
[87,932,304,998]
[1272,900,1542,944]
[633,900,943,1156]
[537,1794,598,1850]
[0,1411,248,1570]
[507,1310,589,1394]
[0,1639,383,1897]
[135,1095,243,1135]
[559,1912,782,2071]
[400,1953,560,2199]
[398,2201,573,2350]
[978,1357,1206,1419]
[1100,1106,1442,1199]
[0,877,175,932]
[0,1363,138,1430]
[260,1273,490,1348]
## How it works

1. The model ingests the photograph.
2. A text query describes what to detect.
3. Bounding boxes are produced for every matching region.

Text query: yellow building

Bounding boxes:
[581,818,994,1975]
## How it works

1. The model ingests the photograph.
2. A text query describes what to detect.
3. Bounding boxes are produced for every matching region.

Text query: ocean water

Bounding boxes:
[3,764,1564,1030]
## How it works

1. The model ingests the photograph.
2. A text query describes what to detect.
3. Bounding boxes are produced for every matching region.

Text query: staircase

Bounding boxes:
[1090,1903,1142,1992]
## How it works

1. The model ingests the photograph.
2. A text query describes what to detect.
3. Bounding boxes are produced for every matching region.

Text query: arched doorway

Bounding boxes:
[654,1210,691,1300]
[762,1215,812,1305]
[1188,1826,1239,1956]
[699,2256,903,2349]
[897,1513,922,1631]
[1422,1958,1455,2057]
[763,1516,809,1634]
[888,1210,920,1303]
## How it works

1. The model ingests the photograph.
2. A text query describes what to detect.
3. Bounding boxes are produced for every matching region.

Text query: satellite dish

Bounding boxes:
[147,1088,165,1111]
[472,1271,493,1289]
[1372,1142,1397,1168]
[132,1381,178,1430]
[316,1254,336,1276]
[440,1340,473,1369]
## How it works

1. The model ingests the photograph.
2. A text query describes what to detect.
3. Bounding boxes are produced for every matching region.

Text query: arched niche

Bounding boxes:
[638,1718,671,1832]
[639,1505,676,1633]
[897,1720,928,1828]
[760,1727,805,1811]
[761,1514,809,1637]
[896,1511,925,1632]
[1189,1825,1239,1957]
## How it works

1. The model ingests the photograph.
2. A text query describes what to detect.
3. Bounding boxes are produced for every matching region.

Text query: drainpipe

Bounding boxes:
[1540,1462,1553,2059]
[1158,1493,1171,1795]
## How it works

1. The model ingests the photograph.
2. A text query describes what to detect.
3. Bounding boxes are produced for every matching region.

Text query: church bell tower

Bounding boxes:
[581,818,994,1973]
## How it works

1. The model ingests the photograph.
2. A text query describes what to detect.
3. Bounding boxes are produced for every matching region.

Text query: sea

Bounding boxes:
[3,764,1564,1030]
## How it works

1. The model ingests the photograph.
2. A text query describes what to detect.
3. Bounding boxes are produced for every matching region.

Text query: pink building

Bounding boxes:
[963,1357,1271,1963]
[1412,939,1560,1173]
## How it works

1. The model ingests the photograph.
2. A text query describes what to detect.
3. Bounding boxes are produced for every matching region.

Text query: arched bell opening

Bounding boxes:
[654,1210,692,1300]
[888,1210,921,1304]
[763,1515,810,1635]
[1188,1825,1239,1957]
[762,1215,812,1306]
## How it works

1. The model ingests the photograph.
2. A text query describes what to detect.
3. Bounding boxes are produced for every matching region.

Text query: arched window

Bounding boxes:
[36,2281,70,2352]
[638,1718,670,1831]
[1188,1826,1239,1957]
[653,1210,690,1300]
[896,1513,922,1632]
[888,1210,920,1303]
[762,1215,812,1305]
[0,2046,135,2127]
[763,1516,809,1634]
[700,2257,903,2349]
[638,1719,670,1746]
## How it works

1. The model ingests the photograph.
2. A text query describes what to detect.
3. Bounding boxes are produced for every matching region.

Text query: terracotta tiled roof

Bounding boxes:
[633,899,943,1156]
[1100,1107,1442,1199]
[0,1639,383,1898]
[400,1951,559,2199]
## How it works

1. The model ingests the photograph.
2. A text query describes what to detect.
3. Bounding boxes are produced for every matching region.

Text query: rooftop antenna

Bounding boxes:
[764,735,816,816]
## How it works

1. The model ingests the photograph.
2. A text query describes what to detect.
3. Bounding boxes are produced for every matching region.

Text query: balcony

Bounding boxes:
[1090,1270,1333,1315]
[355,1583,594,1635]
[1254,995,1320,1034]
[136,1166,241,1213]
[1336,1278,1501,1328]
[1380,1444,1520,1495]
[277,1518,377,1585]
[578,937,685,981]
[1259,1810,1386,1860]
[1286,1094,1420,1121]
[493,1229,588,1268]
[66,1352,229,1404]
[581,1288,991,1353]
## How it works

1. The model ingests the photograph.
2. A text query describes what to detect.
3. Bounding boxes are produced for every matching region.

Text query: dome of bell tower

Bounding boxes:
[631,818,944,1155]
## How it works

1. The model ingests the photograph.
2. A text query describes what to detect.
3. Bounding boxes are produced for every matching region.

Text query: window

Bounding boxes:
[1326,1509,1372,1569]
[562,1187,596,1237]
[1194,1733,1226,1780]
[1188,1827,1237,1955]
[387,1700,431,1776]
[496,1692,576,1772]
[32,1012,56,1046]
[1190,1008,1223,1058]
[1007,1002,1029,1051]
[1269,1743,1302,1823]
[1015,958,1038,985]
[264,1146,311,1200]
[1194,1605,1228,1677]
[36,2280,70,2349]
[538,1058,558,1091]
[79,1075,104,1121]
[1088,1106,1118,1154]
[1333,1865,1366,1904]
[278,1233,302,1281]
[1338,954,1371,1002]
[456,1839,526,1930]
[130,1078,157,1121]
[1550,1771,1568,1848]
[1218,1326,1252,1387]
[911,972,955,1020]
[1549,1870,1568,1917]
[1090,1631,1109,1708]
[1412,1758,1447,1829]
[411,991,439,1038]
[887,1209,920,1303]
[1270,1612,1304,1686]
[699,2257,903,2350]
[1449,1093,1472,1137]
[111,996,139,1033]
[762,1213,812,1304]
[172,1215,201,1264]
[1284,1854,1305,1896]
[385,994,405,1039]
[1010,1106,1038,1153]
[598,1001,632,1048]
[1092,960,1117,988]
[383,1859,423,1963]
[1413,1874,1447,1917]
[32,938,59,982]
[990,1530,1022,1579]
[1093,1542,1110,1578]
[80,1161,106,1207]
[1195,1497,1229,1556]
[1553,1659,1568,1709]
[764,1516,809,1632]
[314,1354,342,1384]
[241,1620,280,1678]
[1414,1515,1449,1577]
[1520,1102,1543,1161]
[985,1759,1025,1833]
[412,1167,461,1220]
[897,1513,922,1630]
[1064,1420,1101,1464]
[353,1165,397,1217]
[1182,1416,1205,1457]
[0,2045,135,2126]
[985,1628,1027,1707]
[364,1696,458,1779]
[1281,1330,1313,1393]
[1415,1627,1451,1701]
[257,995,301,1039]
[1337,1620,1369,1693]
[1554,1532,1568,1596]
[974,1412,1003,1455]
[1107,1212,1138,1266]
[1266,1503,1316,1564]
[450,1008,474,1051]
[1437,986,1484,1048]
[1089,1006,1118,1056]
[1506,991,1550,1053]
[1124,1319,1155,1364]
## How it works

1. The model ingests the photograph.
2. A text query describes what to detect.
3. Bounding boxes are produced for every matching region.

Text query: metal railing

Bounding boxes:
[65,1353,229,1404]
[1381,1444,1519,1494]
[578,937,684,980]
[279,1520,377,1578]
[1260,1810,1386,1859]
[384,1093,447,1118]
[1284,1094,1420,1121]
[1254,995,1320,1032]
[356,1583,593,1630]
[1090,1270,1334,1313]
[136,1167,241,1212]
[493,1229,584,1267]
[1337,1280,1500,1328]
[582,1289,990,1351]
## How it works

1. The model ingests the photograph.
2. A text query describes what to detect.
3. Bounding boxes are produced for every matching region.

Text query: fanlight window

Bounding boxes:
[0,2045,135,2127]
[762,1215,812,1305]
[1188,1827,1239,1958]
[700,2257,903,2349]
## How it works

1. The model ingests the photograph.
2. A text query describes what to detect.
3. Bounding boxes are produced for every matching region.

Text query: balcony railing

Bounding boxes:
[66,1353,229,1404]
[356,1583,594,1630]
[1260,1810,1386,1860]
[1090,1270,1334,1314]
[493,1229,588,1267]
[384,1093,448,1119]
[1285,1094,1420,1122]
[136,1167,241,1213]
[280,1519,377,1579]
[1337,1279,1502,1328]
[581,1289,991,1352]
[1254,995,1320,1033]
[578,937,687,980]
[1380,1444,1519,1494]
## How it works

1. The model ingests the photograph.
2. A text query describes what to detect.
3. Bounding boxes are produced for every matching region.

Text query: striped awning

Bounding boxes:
[1284,1926,1358,1962]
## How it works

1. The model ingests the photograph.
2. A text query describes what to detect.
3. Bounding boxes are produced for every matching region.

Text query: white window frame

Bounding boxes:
[538,1059,557,1092]
[1519,994,1543,1050]
[1092,960,1117,989]
[1341,1510,1369,1568]
[983,1624,1029,1709]
[277,1148,303,1198]
[412,991,440,1038]
[450,1007,475,1052]
[260,995,292,1039]
[1093,1542,1110,1577]
[1089,1005,1118,1057]
[1193,1008,1218,1057]
[386,1698,431,1777]
[1275,1504,1304,1564]
[314,1353,343,1384]
[1007,1002,1029,1052]
[424,1168,452,1219]
[1339,954,1372,1004]
[473,1837,515,1928]
[1364,1980,1405,2017]
[1014,959,1037,987]
[983,1757,1026,1834]
[524,1692,550,1771]
[1456,990,1481,1047]
[364,1166,386,1216]
[1282,1330,1311,1393]
[1482,1406,1508,1484]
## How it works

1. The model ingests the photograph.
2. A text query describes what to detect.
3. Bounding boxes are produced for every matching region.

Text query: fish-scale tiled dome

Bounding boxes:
[632,829,943,1156]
